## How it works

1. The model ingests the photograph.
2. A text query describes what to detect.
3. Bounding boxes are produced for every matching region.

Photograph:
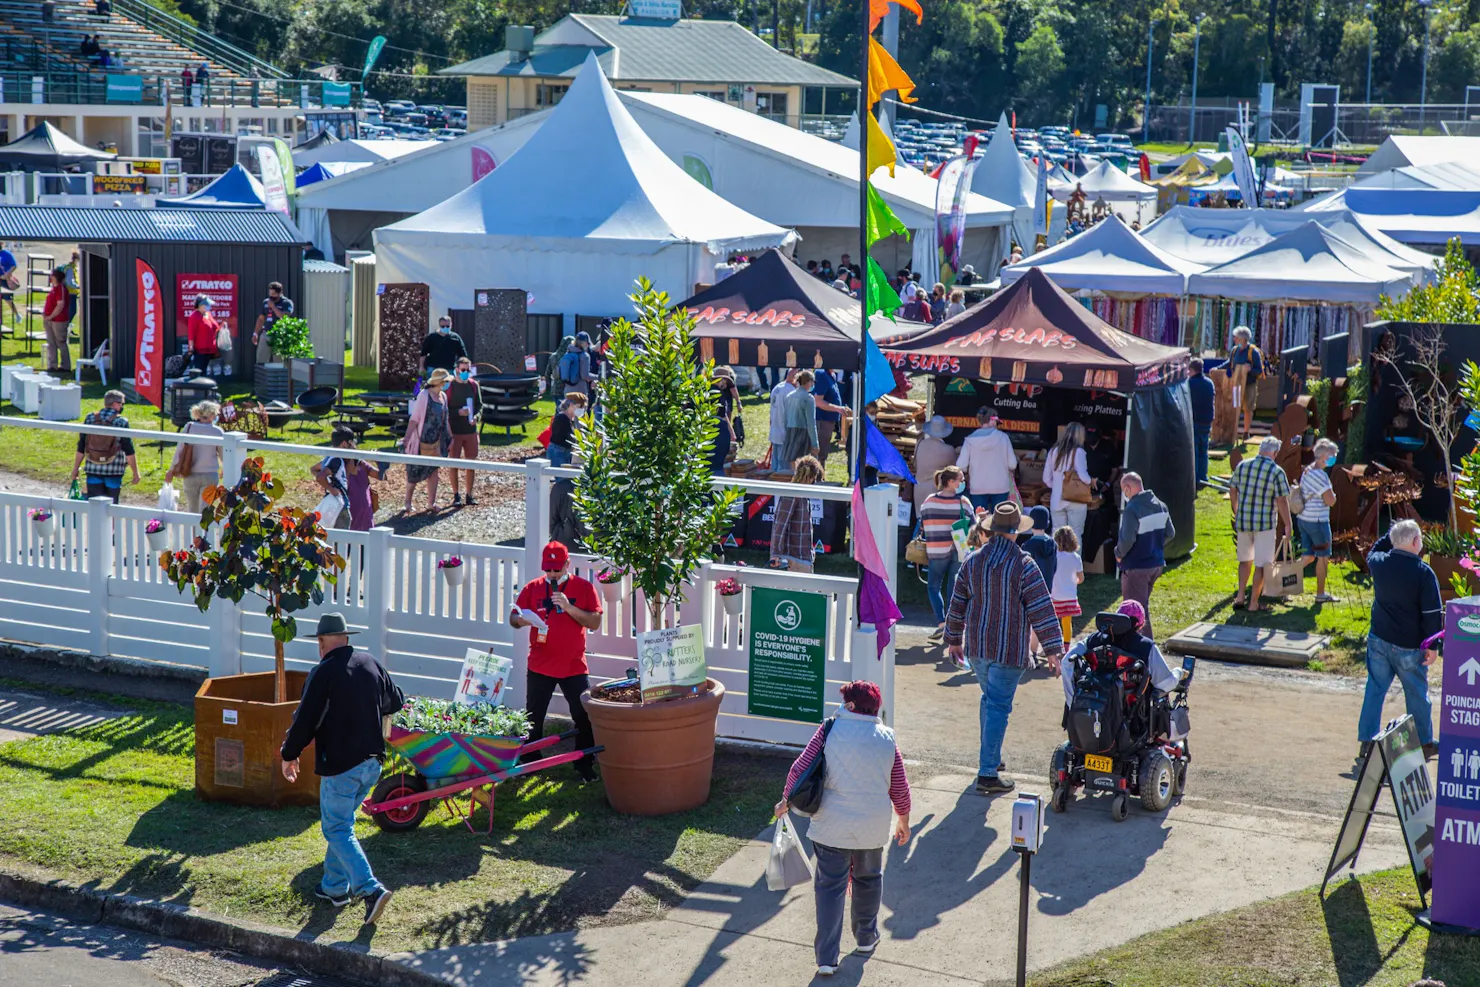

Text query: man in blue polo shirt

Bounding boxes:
[0,241,19,329]
[811,368,849,466]
[1188,358,1215,485]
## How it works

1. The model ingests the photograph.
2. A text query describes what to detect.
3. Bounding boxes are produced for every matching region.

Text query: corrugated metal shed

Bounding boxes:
[0,206,307,245]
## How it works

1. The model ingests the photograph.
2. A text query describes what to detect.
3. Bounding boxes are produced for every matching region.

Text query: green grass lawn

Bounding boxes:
[0,682,786,953]
[1032,868,1480,987]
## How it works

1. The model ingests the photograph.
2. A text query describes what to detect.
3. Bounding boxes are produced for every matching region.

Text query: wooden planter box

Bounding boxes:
[195,671,320,807]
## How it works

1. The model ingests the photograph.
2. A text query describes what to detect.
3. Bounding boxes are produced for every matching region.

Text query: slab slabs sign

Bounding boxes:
[748,586,827,722]
[637,624,706,702]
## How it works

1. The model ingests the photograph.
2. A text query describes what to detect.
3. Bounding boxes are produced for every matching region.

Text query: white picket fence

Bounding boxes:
[0,422,899,747]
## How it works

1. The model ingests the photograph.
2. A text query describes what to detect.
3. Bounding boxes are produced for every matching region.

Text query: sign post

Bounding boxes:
[1428,599,1480,932]
[747,586,828,722]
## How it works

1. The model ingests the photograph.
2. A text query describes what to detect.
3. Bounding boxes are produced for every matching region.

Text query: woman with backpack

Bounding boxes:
[185,294,221,374]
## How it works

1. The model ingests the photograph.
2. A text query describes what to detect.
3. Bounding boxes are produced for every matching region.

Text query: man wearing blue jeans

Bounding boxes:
[956,409,1018,514]
[946,503,1064,794]
[1188,358,1214,485]
[281,613,405,924]
[1359,520,1442,761]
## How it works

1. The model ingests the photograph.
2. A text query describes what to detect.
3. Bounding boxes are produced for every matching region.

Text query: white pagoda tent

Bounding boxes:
[1185,220,1416,304]
[1000,215,1201,295]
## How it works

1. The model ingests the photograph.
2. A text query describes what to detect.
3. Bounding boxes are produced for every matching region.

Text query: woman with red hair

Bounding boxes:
[774,680,912,977]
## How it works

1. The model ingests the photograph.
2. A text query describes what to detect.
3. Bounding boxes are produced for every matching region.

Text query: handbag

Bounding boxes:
[786,716,837,815]
[313,492,344,525]
[765,812,814,891]
[1057,452,1093,504]
[732,414,745,446]
[1265,538,1305,598]
[1287,474,1307,517]
[905,534,929,565]
[215,326,233,353]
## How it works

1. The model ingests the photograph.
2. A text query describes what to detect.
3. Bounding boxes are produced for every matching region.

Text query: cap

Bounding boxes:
[542,540,570,572]
[575,331,592,345]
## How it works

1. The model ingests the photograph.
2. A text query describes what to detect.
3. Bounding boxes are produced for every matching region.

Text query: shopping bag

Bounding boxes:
[68,478,85,501]
[1264,538,1305,598]
[766,812,813,891]
[156,484,179,512]
[313,493,344,525]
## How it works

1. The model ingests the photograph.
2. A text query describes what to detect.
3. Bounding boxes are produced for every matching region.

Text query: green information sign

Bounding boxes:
[748,586,828,722]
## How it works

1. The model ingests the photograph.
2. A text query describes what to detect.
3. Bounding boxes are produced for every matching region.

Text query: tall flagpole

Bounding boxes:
[853,0,869,477]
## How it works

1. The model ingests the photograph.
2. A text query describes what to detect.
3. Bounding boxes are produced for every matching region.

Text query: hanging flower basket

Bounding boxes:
[716,577,743,617]
[145,518,170,553]
[596,567,624,605]
[28,508,54,540]
[439,556,465,586]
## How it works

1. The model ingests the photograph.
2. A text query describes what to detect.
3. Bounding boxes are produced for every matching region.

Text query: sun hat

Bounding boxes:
[923,415,953,440]
[302,612,359,638]
[425,368,451,389]
[990,502,1035,535]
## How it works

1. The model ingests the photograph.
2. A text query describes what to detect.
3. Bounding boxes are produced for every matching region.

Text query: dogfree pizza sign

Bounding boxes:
[1432,600,1480,929]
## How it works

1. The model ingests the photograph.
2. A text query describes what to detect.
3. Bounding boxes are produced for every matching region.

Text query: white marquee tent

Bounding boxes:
[373,55,796,327]
[292,138,435,168]
[1053,160,1157,204]
[1185,220,1416,304]
[1000,214,1202,295]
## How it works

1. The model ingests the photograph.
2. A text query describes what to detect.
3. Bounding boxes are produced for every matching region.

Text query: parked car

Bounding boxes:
[1097,133,1136,152]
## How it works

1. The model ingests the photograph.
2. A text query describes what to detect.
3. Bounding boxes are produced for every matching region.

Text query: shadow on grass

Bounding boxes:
[1321,877,1414,987]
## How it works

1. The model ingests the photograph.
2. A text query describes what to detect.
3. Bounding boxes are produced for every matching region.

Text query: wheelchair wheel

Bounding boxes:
[1172,760,1188,797]
[1048,742,1070,790]
[1138,750,1174,812]
[1051,783,1070,813]
[1110,793,1129,822]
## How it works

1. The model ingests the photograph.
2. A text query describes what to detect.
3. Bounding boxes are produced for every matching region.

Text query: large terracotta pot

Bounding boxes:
[1429,554,1479,601]
[195,671,320,807]
[581,678,725,816]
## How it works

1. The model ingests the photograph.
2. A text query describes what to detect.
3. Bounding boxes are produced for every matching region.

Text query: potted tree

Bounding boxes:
[163,456,346,807]
[573,279,744,816]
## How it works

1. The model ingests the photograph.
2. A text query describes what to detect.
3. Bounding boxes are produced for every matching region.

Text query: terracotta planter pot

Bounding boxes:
[1429,554,1480,601]
[195,671,320,807]
[581,678,725,816]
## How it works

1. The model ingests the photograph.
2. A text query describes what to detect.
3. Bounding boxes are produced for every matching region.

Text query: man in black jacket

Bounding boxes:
[281,613,403,923]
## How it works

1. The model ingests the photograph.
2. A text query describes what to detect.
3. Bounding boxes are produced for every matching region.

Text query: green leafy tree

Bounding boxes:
[162,457,346,702]
[571,279,744,629]
[1014,23,1066,122]
[1376,239,1480,324]
[266,315,314,359]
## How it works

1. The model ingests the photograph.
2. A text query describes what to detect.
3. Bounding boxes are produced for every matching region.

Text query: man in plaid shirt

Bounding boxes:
[946,503,1064,795]
[67,390,140,503]
[1228,436,1292,613]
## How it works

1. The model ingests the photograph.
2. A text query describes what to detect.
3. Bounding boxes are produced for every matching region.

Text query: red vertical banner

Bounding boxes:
[135,258,165,409]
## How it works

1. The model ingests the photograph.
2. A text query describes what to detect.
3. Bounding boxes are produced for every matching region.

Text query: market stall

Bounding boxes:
[879,267,1195,560]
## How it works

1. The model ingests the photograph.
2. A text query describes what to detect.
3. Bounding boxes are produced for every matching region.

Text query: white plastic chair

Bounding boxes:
[75,340,109,386]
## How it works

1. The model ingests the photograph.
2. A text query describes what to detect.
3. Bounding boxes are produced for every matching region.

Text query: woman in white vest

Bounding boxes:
[775,681,912,977]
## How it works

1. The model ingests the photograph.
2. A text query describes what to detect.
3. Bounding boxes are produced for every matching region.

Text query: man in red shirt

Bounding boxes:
[511,541,602,781]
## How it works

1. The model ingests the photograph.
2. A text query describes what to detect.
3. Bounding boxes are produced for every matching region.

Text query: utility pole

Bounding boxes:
[1188,14,1205,146]
[1143,19,1157,144]
[1419,0,1433,134]
[1365,3,1375,105]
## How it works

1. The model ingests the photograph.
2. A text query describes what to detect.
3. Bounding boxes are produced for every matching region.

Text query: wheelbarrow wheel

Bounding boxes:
[369,773,430,832]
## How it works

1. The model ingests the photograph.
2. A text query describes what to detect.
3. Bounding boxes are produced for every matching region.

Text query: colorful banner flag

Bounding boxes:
[861,415,915,482]
[862,336,897,407]
[866,111,896,177]
[935,151,976,287]
[867,38,917,108]
[1226,126,1259,207]
[363,35,388,76]
[134,259,164,409]
[1033,155,1049,235]
[865,182,909,246]
[850,480,903,657]
[868,0,923,31]
[865,256,902,319]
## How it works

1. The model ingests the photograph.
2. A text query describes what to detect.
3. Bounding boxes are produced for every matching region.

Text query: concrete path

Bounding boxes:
[0,687,124,745]
[402,625,1420,987]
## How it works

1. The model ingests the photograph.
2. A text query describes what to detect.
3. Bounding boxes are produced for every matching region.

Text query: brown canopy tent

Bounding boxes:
[876,267,1189,392]
[879,267,1197,558]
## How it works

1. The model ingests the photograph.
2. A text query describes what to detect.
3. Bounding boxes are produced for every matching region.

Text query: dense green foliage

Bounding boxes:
[394,696,532,737]
[1377,239,1480,323]
[161,0,1480,120]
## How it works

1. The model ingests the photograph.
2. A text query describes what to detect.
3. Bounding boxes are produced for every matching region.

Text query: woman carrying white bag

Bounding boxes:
[772,680,912,978]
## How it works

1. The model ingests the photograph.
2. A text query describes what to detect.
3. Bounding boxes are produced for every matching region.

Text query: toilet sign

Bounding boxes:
[1431,600,1480,930]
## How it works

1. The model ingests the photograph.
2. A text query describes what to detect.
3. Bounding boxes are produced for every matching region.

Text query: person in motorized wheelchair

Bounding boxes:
[1050,600,1193,821]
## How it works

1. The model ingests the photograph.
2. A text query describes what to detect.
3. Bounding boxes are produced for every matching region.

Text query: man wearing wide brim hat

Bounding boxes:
[280,613,405,924]
[945,503,1064,797]
[912,414,961,516]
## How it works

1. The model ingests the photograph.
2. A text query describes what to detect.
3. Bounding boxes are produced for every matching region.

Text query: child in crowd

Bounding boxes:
[1051,526,1084,645]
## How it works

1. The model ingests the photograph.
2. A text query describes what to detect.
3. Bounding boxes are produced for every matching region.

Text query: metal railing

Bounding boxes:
[0,66,359,108]
[112,0,288,80]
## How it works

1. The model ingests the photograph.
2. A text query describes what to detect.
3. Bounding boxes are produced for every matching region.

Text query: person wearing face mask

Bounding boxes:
[445,356,483,507]
[509,541,602,782]
[1296,438,1341,603]
[418,314,467,377]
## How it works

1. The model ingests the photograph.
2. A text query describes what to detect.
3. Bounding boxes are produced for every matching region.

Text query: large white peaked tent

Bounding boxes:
[1185,221,1416,304]
[1000,215,1202,295]
[970,113,1034,216]
[374,55,796,326]
[1052,160,1157,203]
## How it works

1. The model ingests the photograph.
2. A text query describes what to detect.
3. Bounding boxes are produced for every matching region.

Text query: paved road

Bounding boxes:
[0,902,289,987]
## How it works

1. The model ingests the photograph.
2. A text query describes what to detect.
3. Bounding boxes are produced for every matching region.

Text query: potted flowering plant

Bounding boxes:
[28,507,54,540]
[439,556,465,586]
[144,518,169,553]
[715,576,743,617]
[596,567,625,606]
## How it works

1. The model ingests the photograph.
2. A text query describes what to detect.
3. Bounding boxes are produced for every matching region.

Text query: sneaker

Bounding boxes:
[817,965,837,977]
[927,625,945,643]
[465,495,477,506]
[1423,742,1440,761]
[574,760,599,783]
[1315,593,1339,603]
[362,887,392,925]
[974,775,1015,795]
[854,939,879,956]
[452,494,463,507]
[314,888,350,908]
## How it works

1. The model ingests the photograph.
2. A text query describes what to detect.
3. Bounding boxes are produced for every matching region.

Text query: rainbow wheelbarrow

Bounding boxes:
[363,724,603,833]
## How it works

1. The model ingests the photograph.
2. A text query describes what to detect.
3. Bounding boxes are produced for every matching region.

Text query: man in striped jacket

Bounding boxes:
[946,503,1064,795]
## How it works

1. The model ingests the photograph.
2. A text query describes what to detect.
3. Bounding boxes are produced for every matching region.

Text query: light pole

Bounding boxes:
[1419,0,1433,134]
[1188,13,1205,146]
[1365,3,1375,104]
[1144,19,1157,144]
